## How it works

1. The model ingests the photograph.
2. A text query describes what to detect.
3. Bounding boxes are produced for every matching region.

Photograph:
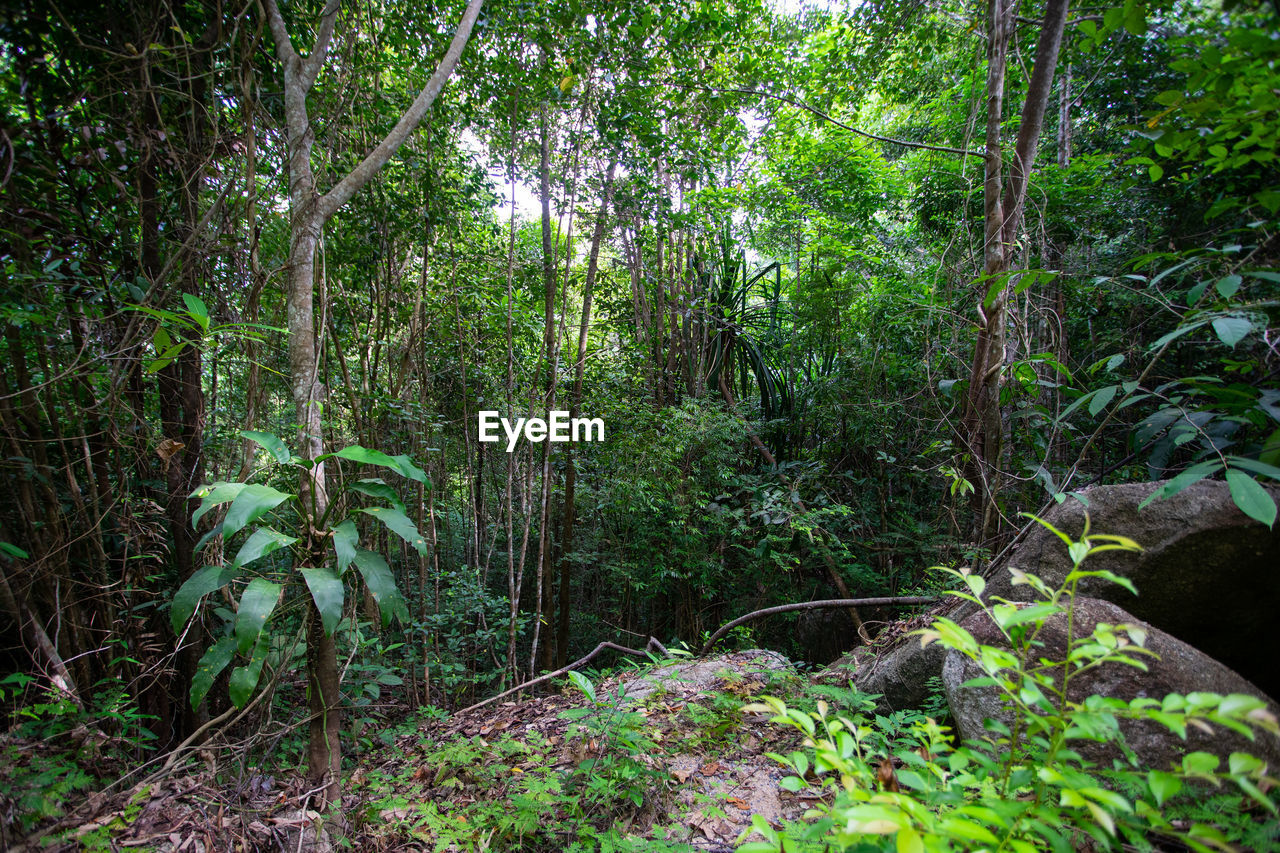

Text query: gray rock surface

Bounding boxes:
[847,633,950,712]
[941,596,1280,771]
[619,648,792,705]
[983,480,1280,696]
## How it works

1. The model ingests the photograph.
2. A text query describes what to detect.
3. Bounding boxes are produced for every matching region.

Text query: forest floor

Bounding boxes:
[3,646,882,852]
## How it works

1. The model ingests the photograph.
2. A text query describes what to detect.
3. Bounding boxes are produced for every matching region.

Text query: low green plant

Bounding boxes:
[561,670,664,811]
[174,431,427,711]
[739,515,1279,852]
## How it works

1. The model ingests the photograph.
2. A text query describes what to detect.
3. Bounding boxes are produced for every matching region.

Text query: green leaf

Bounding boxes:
[0,541,29,559]
[391,454,428,485]
[359,507,430,555]
[334,445,411,478]
[1147,770,1182,806]
[1140,460,1223,508]
[1227,456,1280,482]
[332,519,357,573]
[223,484,292,539]
[230,527,297,569]
[190,481,246,528]
[1212,316,1253,348]
[1225,469,1276,528]
[235,578,281,655]
[353,549,408,627]
[190,637,236,711]
[229,632,268,708]
[1089,385,1118,417]
[1214,275,1242,299]
[182,293,210,332]
[241,430,290,464]
[896,825,924,853]
[1123,1,1146,34]
[1182,751,1220,776]
[981,272,1010,310]
[1148,164,1163,182]
[300,567,345,636]
[1148,320,1206,352]
[1186,280,1209,307]
[567,670,596,703]
[171,565,236,634]
[349,479,407,513]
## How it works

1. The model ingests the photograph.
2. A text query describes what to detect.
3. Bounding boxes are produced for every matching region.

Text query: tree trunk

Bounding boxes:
[263,0,484,806]
[962,0,1071,544]
[556,162,615,667]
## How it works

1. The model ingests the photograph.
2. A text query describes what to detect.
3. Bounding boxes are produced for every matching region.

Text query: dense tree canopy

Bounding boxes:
[0,0,1276,844]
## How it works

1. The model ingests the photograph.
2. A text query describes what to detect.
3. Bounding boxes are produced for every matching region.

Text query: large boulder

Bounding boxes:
[942,597,1280,771]
[848,638,948,712]
[982,480,1280,698]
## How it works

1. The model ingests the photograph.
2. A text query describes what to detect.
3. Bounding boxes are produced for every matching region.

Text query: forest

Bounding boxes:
[1,0,1279,848]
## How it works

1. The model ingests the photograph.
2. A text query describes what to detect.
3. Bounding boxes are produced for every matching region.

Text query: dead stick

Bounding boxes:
[699,597,936,657]
[457,637,669,716]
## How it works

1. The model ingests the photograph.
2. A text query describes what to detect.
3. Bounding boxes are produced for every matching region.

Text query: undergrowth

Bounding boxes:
[739,514,1280,852]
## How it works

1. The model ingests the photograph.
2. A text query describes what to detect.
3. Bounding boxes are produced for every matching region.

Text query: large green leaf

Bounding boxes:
[241,430,291,464]
[333,445,404,472]
[300,566,345,636]
[349,478,406,513]
[1140,460,1223,508]
[1225,469,1277,528]
[353,549,408,627]
[193,522,223,554]
[235,578,282,654]
[1088,385,1119,417]
[171,565,236,634]
[190,482,246,528]
[359,506,430,555]
[223,484,292,539]
[182,292,210,333]
[229,632,269,708]
[332,519,358,573]
[231,527,297,569]
[190,636,236,711]
[330,445,427,484]
[391,454,428,485]
[1212,315,1253,348]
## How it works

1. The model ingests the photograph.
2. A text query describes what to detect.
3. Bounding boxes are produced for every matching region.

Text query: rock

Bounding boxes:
[983,480,1280,697]
[941,596,1280,771]
[845,633,950,712]
[618,649,793,705]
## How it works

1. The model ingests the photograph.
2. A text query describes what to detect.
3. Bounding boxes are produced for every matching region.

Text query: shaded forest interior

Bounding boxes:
[0,0,1277,838]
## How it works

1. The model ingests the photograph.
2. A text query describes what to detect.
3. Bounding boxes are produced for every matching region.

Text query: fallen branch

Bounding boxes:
[699,597,936,657]
[456,636,669,716]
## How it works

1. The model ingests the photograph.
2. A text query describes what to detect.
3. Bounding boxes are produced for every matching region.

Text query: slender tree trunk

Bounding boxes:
[263,0,484,805]
[532,102,558,674]
[556,162,615,667]
[962,0,1071,544]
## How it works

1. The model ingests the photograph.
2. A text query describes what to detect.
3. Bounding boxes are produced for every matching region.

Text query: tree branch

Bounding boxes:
[699,597,936,657]
[1001,0,1071,244]
[300,0,341,91]
[455,637,669,716]
[319,0,485,219]
[260,0,300,70]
